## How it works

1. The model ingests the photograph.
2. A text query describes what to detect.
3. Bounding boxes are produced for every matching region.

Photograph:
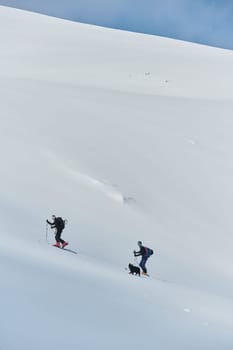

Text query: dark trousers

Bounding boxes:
[55,228,65,244]
[139,256,148,273]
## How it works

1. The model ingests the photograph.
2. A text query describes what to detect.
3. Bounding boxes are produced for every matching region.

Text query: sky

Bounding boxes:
[0,0,233,50]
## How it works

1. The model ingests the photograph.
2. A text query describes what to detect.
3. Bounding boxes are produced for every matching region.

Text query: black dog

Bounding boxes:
[128,263,141,276]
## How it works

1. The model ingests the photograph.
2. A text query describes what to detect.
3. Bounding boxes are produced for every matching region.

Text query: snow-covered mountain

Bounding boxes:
[0,5,233,350]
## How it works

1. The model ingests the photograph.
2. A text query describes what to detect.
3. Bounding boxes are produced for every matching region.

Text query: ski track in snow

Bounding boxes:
[42,149,131,204]
[68,169,124,203]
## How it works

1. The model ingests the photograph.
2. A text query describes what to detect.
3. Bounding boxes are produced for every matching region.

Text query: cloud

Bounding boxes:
[0,0,232,49]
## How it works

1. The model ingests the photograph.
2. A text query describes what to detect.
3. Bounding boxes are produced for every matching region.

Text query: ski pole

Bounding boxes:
[46,222,48,243]
[133,250,139,266]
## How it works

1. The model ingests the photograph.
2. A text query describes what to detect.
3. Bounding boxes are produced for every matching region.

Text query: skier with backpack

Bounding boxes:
[46,215,68,248]
[134,241,153,276]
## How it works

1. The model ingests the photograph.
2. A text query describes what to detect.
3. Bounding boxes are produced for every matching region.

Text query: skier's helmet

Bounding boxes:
[137,241,142,247]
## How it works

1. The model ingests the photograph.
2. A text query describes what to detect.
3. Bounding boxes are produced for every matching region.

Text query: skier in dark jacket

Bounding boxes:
[46,215,68,248]
[134,241,153,275]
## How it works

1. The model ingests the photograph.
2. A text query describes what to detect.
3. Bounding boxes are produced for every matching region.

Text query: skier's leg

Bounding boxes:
[58,229,68,248]
[139,257,148,273]
[139,257,145,272]
[53,229,61,247]
[144,257,148,274]
[56,229,65,244]
[55,230,60,242]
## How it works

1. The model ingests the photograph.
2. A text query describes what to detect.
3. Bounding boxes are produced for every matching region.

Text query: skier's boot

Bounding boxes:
[141,271,149,277]
[53,242,61,248]
[62,241,68,249]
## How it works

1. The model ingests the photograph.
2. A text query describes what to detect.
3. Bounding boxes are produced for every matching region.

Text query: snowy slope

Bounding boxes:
[0,5,233,350]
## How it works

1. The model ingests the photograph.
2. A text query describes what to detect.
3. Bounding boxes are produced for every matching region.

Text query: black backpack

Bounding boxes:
[145,247,154,257]
[55,217,65,230]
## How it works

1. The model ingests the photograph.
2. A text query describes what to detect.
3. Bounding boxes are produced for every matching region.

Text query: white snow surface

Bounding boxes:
[0,6,233,350]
